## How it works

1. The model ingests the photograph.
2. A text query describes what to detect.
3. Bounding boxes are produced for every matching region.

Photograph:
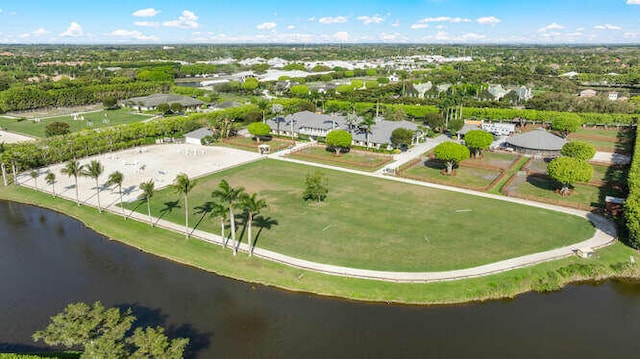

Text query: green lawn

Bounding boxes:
[462,151,520,170]
[403,158,501,189]
[569,137,630,153]
[591,164,629,185]
[574,127,633,140]
[123,159,594,272]
[507,173,624,208]
[0,109,153,137]
[288,146,392,171]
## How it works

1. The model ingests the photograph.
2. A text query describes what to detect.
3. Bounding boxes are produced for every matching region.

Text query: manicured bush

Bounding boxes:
[625,129,640,248]
[561,141,596,161]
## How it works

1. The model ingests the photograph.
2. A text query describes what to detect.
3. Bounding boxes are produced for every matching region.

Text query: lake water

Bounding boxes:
[1,200,640,358]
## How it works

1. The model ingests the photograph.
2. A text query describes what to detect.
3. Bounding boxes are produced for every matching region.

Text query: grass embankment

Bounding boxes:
[1,184,638,305]
[122,159,594,272]
[0,109,152,137]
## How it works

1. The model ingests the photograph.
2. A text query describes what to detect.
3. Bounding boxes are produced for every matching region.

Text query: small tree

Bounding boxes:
[81,160,104,213]
[170,102,184,114]
[29,170,39,190]
[138,180,155,227]
[289,84,310,97]
[303,171,329,203]
[242,78,259,92]
[464,130,494,158]
[45,171,56,198]
[103,97,118,110]
[106,171,125,219]
[240,192,267,256]
[551,115,581,138]
[424,112,445,132]
[172,173,196,238]
[247,122,271,142]
[547,157,593,196]
[433,142,470,174]
[61,160,83,206]
[390,128,414,149]
[561,141,596,161]
[156,103,170,115]
[45,121,70,137]
[325,129,352,156]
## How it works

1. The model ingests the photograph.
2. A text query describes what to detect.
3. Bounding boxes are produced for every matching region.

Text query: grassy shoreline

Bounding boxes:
[1,184,639,305]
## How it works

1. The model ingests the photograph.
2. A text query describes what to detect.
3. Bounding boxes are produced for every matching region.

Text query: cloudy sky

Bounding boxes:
[1,0,640,44]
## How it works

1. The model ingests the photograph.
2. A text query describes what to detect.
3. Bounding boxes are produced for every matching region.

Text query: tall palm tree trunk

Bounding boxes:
[184,195,189,238]
[220,219,225,244]
[118,185,125,219]
[229,206,237,255]
[74,176,80,206]
[147,199,153,227]
[247,213,253,257]
[95,179,101,213]
[52,183,56,198]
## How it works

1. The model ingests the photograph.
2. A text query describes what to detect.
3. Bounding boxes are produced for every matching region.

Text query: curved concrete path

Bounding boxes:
[16,144,618,283]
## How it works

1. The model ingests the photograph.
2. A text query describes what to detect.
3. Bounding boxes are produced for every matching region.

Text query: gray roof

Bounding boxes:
[184,127,213,140]
[266,111,420,145]
[457,124,481,135]
[124,94,204,107]
[506,128,566,151]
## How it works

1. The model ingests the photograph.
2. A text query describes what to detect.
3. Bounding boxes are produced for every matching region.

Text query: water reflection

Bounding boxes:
[1,201,640,358]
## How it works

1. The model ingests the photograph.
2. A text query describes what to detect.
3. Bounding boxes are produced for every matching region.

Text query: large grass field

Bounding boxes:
[1,184,637,305]
[123,159,594,272]
[0,109,153,137]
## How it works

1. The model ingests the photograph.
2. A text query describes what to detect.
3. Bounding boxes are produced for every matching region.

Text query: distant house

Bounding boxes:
[388,73,400,82]
[579,89,597,98]
[123,94,204,111]
[265,111,424,149]
[608,92,619,101]
[184,127,213,145]
[504,128,566,157]
[560,71,579,78]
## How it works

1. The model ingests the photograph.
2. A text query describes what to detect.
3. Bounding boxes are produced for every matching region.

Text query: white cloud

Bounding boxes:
[624,32,640,38]
[318,16,348,24]
[357,15,384,25]
[410,23,429,30]
[163,10,199,29]
[0,9,3,13]
[594,24,622,30]
[287,25,295,30]
[256,22,277,30]
[391,21,400,27]
[333,31,350,41]
[109,29,158,41]
[32,28,50,36]
[132,8,161,17]
[59,22,84,37]
[416,16,472,23]
[436,25,446,29]
[476,16,501,25]
[538,23,564,32]
[134,21,160,28]
[627,0,640,4]
[422,31,486,42]
[308,17,315,22]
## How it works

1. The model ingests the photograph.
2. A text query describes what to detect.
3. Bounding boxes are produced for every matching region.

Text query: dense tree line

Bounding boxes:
[625,128,640,249]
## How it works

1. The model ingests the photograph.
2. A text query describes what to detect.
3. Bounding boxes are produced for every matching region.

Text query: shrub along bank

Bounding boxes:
[624,128,640,248]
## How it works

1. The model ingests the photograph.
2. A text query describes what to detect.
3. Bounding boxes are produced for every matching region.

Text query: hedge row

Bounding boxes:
[624,128,640,248]
[463,107,639,125]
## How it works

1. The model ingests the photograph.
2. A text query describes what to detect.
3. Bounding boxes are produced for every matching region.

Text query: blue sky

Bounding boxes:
[1,0,640,44]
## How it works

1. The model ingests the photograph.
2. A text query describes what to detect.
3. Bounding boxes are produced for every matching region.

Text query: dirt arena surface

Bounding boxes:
[16,143,262,210]
[0,130,36,144]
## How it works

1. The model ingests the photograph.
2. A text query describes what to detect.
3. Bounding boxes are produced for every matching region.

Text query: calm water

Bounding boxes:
[2,200,640,358]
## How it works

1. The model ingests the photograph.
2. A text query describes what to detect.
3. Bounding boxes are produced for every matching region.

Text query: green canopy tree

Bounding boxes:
[289,84,310,97]
[547,157,593,196]
[390,128,414,149]
[551,114,581,138]
[433,142,471,174]
[247,122,271,142]
[29,170,39,190]
[138,180,155,227]
[303,171,329,203]
[561,141,596,161]
[32,301,188,359]
[464,130,494,158]
[61,160,84,206]
[172,173,196,238]
[81,160,104,213]
[240,192,267,256]
[45,121,71,137]
[211,179,245,255]
[106,171,125,219]
[326,129,352,156]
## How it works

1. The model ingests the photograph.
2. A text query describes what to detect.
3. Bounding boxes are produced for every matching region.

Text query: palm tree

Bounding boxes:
[257,99,269,123]
[211,179,245,256]
[211,200,229,246]
[106,171,125,219]
[29,170,39,190]
[81,160,104,213]
[61,160,83,206]
[138,180,155,227]
[45,172,56,198]
[172,173,196,238]
[240,192,267,257]
[359,114,376,150]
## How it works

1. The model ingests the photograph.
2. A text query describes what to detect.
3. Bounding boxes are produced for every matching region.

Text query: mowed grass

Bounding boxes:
[0,109,153,137]
[124,159,594,272]
[462,151,520,169]
[288,146,392,171]
[402,158,501,189]
[574,127,633,140]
